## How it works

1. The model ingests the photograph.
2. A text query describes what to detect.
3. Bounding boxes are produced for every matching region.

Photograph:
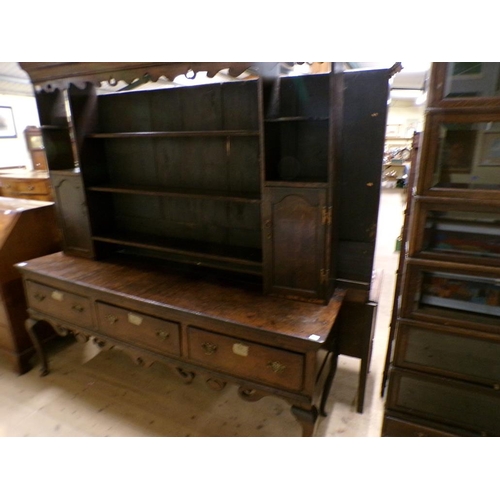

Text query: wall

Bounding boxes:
[386,103,425,138]
[0,93,39,169]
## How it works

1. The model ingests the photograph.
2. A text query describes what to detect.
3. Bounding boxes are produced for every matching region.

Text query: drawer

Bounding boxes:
[96,302,181,357]
[394,323,500,386]
[386,368,500,436]
[381,414,478,437]
[1,178,50,196]
[25,280,93,328]
[187,326,304,392]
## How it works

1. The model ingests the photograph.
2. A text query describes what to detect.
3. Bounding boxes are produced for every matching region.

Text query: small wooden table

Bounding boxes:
[17,252,345,436]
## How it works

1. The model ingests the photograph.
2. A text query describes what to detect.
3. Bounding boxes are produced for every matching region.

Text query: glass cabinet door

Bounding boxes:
[414,205,500,266]
[430,63,500,107]
[419,114,500,195]
[445,63,500,99]
[402,264,500,332]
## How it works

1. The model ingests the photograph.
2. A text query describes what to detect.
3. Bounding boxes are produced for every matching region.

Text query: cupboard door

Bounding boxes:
[51,171,93,258]
[263,187,329,302]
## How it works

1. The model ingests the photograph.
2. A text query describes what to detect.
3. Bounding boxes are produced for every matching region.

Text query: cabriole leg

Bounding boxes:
[291,405,319,437]
[25,318,49,376]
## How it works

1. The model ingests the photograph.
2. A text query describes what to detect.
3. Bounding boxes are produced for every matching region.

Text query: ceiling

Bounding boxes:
[0,62,34,96]
[0,62,431,105]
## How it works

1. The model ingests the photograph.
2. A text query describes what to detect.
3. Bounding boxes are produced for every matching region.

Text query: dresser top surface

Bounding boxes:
[17,252,345,343]
[0,197,54,211]
[0,169,49,180]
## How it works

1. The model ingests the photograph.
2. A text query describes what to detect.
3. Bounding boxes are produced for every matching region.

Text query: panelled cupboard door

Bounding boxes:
[263,187,329,303]
[50,171,94,258]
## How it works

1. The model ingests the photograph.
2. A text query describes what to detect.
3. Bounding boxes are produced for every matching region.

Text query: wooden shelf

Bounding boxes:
[264,180,327,188]
[92,231,263,269]
[88,130,260,139]
[40,125,69,130]
[88,184,261,203]
[265,116,329,123]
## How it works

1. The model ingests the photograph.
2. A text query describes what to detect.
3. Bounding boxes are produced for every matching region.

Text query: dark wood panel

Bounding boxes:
[338,69,389,243]
[394,322,500,385]
[277,74,330,118]
[34,88,68,127]
[221,79,260,130]
[50,171,93,257]
[336,240,376,284]
[382,413,474,436]
[98,91,151,133]
[386,368,500,436]
[263,187,326,301]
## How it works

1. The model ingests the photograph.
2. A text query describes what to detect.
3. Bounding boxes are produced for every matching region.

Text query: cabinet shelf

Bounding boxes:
[88,184,261,204]
[264,116,329,123]
[92,231,263,271]
[40,125,69,130]
[264,180,327,188]
[88,130,260,139]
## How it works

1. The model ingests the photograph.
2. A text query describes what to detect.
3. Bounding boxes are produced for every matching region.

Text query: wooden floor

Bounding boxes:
[0,189,405,438]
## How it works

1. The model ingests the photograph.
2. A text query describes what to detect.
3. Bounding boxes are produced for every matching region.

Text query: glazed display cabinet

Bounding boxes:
[383,62,500,437]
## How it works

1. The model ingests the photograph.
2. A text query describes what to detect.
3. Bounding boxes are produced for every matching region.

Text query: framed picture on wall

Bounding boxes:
[0,106,17,138]
[479,132,500,166]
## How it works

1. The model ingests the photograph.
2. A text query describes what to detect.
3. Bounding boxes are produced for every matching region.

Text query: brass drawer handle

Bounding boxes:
[156,330,170,340]
[201,342,218,355]
[267,361,286,374]
[27,185,35,191]
[72,304,84,313]
[34,292,46,302]
[106,315,118,324]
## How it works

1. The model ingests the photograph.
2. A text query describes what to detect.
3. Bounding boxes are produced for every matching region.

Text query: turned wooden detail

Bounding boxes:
[74,331,90,343]
[237,386,267,402]
[205,378,227,391]
[173,367,196,384]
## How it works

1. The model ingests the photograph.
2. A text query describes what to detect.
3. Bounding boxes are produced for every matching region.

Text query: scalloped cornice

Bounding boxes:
[19,62,255,91]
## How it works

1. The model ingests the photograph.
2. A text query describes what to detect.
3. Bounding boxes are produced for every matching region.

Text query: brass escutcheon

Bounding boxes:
[106,315,118,324]
[267,361,286,374]
[156,330,170,340]
[201,342,218,355]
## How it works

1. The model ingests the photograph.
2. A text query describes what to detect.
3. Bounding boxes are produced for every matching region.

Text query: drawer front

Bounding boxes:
[394,324,500,386]
[96,302,181,357]
[1,178,50,196]
[382,415,468,437]
[386,369,500,436]
[187,326,304,392]
[26,280,92,328]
